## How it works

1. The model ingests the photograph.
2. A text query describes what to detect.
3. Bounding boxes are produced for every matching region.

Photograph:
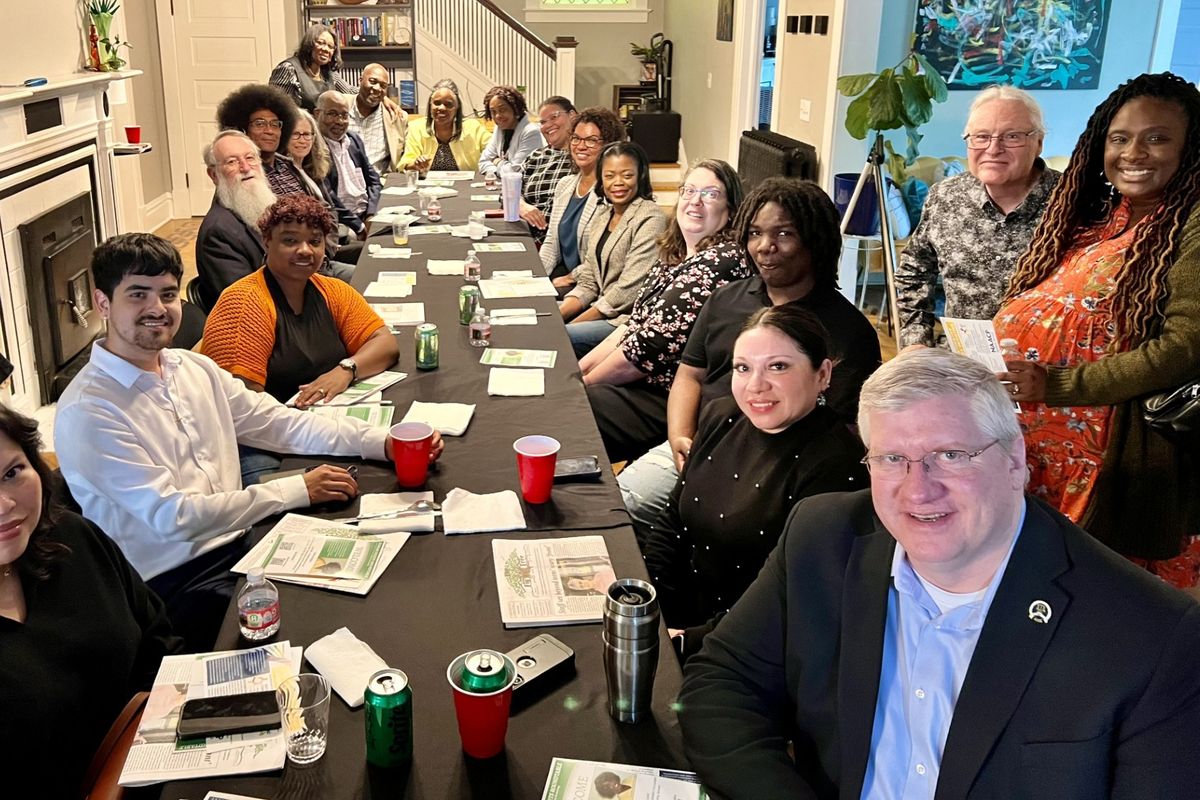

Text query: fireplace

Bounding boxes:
[18,192,103,403]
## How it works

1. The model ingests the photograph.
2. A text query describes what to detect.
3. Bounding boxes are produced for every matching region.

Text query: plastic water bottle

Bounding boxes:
[427,198,443,222]
[469,306,492,348]
[238,568,281,641]
[463,250,481,283]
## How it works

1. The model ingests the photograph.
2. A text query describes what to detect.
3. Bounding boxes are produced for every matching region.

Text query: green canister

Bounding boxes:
[364,668,413,767]
[460,649,509,693]
[414,323,439,370]
[458,285,482,325]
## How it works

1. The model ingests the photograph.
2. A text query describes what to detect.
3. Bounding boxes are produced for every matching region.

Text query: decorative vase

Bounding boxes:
[91,12,114,71]
[640,61,657,82]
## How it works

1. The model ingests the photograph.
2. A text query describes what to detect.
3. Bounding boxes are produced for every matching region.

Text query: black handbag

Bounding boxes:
[1142,381,1200,443]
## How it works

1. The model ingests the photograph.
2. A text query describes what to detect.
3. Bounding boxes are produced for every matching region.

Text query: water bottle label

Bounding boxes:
[241,601,280,631]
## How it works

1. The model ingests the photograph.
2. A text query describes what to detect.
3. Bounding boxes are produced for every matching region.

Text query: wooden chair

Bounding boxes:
[80,691,149,800]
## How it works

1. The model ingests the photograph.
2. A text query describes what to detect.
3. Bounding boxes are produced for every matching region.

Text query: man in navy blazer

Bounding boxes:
[316,91,381,239]
[679,349,1200,800]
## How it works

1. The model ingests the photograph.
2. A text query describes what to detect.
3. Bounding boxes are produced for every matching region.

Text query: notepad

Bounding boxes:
[377,271,417,284]
[471,194,501,202]
[372,303,425,326]
[367,247,413,259]
[473,242,527,253]
[489,308,538,326]
[401,400,477,436]
[426,170,474,181]
[487,367,545,396]
[364,281,413,298]
[480,348,557,368]
[426,259,465,276]
[478,277,557,299]
[408,224,454,236]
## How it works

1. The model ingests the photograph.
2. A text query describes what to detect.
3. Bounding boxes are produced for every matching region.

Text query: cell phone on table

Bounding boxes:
[554,455,602,482]
[176,691,281,740]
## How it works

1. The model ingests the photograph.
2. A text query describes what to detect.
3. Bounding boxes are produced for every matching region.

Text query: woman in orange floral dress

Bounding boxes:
[995,73,1200,589]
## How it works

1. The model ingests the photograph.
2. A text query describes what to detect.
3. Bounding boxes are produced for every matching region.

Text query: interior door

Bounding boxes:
[158,0,285,216]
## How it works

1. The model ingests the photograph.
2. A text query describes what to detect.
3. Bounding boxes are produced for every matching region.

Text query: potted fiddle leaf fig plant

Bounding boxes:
[837,48,949,184]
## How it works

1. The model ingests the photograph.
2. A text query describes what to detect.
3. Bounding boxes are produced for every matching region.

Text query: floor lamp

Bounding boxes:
[839,132,902,344]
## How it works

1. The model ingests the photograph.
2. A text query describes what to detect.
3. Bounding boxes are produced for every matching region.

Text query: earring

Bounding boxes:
[817,392,827,406]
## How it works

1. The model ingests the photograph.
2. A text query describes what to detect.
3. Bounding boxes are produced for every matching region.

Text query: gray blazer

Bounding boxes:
[540,172,602,276]
[566,196,667,325]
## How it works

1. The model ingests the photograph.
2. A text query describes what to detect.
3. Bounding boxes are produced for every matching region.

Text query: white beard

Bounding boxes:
[216,174,277,229]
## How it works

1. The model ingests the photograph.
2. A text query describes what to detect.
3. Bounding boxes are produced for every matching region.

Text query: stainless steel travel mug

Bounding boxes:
[602,578,660,723]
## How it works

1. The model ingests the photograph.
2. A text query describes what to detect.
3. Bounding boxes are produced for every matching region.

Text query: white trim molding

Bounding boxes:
[524,0,649,24]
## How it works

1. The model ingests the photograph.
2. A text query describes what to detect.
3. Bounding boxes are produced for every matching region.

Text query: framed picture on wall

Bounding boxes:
[913,0,1112,90]
[716,0,734,42]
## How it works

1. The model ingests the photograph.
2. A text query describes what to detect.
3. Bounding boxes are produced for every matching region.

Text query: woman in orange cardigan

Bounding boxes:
[204,194,398,408]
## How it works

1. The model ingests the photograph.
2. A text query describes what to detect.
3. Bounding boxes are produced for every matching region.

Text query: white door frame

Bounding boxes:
[728,0,767,164]
[818,1,847,189]
[155,0,289,218]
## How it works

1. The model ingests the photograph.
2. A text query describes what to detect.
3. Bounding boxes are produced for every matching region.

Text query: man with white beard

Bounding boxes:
[195,130,277,311]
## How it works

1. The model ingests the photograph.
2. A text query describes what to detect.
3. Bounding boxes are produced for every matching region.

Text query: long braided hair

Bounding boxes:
[1004,72,1200,348]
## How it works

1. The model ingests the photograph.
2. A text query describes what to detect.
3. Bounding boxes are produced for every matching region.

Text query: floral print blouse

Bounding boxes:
[620,238,750,391]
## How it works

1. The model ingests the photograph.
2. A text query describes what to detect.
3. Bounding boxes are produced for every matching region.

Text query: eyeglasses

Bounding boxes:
[291,132,314,141]
[249,119,284,131]
[321,111,350,121]
[570,135,603,149]
[963,131,1037,150]
[861,440,1001,480]
[220,154,260,170]
[539,110,569,126]
[679,185,724,204]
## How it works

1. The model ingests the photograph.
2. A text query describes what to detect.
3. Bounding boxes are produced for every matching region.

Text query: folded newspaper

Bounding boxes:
[491,536,615,627]
[541,758,708,800]
[284,370,406,407]
[119,642,301,787]
[231,514,409,595]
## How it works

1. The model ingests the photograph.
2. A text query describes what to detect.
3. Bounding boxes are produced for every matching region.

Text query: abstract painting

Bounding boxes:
[913,0,1112,90]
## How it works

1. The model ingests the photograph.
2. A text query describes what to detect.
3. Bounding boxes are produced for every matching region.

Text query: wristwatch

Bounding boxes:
[338,358,358,382]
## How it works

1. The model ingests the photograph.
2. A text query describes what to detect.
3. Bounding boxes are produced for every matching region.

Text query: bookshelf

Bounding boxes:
[303,1,418,112]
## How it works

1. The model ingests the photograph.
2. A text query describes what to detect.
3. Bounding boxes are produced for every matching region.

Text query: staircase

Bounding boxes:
[413,0,576,114]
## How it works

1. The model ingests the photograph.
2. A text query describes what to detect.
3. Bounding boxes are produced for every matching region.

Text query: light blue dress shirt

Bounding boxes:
[860,502,1025,799]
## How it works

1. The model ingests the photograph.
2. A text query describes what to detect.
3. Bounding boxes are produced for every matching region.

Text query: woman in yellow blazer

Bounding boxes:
[399,78,489,173]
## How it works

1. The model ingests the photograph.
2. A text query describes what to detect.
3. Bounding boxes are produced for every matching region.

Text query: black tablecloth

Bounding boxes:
[158,176,687,800]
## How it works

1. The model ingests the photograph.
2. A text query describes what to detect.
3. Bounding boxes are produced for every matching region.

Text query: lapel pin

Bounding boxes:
[1028,600,1052,624]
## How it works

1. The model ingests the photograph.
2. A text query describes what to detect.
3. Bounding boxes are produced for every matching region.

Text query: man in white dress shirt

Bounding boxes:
[55,233,440,649]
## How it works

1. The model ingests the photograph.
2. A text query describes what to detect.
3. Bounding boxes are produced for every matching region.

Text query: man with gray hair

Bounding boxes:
[195,129,276,310]
[679,349,1200,799]
[895,86,1059,347]
[315,90,381,238]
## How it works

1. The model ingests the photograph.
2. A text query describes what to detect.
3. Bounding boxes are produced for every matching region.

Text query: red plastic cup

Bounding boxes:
[389,422,434,487]
[446,651,517,759]
[124,125,141,144]
[513,435,560,504]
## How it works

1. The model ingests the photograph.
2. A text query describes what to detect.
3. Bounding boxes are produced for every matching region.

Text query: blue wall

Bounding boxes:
[1170,0,1200,83]
[830,0,1162,182]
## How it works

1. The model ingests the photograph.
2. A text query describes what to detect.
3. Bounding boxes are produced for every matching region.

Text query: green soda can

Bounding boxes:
[460,649,509,693]
[364,668,413,767]
[414,323,439,370]
[458,285,482,325]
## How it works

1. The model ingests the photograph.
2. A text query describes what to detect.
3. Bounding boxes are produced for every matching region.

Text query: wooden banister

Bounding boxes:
[476,0,556,59]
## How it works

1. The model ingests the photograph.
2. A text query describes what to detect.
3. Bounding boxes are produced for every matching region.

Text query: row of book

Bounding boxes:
[314,14,411,48]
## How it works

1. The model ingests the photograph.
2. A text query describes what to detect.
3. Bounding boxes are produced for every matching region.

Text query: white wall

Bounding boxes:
[662,0,738,164]
[5,0,87,77]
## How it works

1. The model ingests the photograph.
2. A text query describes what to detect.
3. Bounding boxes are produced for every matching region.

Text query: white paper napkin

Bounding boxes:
[381,186,416,196]
[426,259,465,275]
[401,400,476,436]
[364,281,413,298]
[358,491,436,534]
[488,367,545,396]
[451,224,494,238]
[305,627,389,707]
[442,487,527,535]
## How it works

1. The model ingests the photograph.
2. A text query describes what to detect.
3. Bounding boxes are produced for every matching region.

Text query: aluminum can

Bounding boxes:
[458,285,482,325]
[459,649,509,693]
[364,668,413,767]
[414,323,439,370]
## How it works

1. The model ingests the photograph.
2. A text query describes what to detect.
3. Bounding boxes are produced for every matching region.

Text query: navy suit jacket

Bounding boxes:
[679,490,1200,800]
[324,130,381,232]
[195,198,265,312]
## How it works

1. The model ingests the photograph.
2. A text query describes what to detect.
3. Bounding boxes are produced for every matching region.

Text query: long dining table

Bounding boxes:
[157,173,690,800]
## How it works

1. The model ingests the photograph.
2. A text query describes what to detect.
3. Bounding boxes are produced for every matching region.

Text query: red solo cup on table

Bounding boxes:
[124,125,141,144]
[513,435,560,504]
[446,650,517,759]
[389,422,434,487]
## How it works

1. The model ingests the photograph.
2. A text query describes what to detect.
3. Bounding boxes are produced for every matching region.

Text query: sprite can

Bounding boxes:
[364,668,413,767]
[415,323,439,370]
[460,649,509,693]
[458,285,482,325]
